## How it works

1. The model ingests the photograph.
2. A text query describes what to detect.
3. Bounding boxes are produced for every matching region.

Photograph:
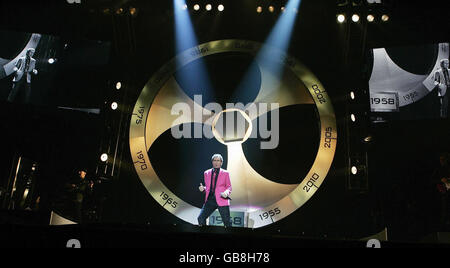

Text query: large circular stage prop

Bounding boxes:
[369,43,449,107]
[130,40,337,228]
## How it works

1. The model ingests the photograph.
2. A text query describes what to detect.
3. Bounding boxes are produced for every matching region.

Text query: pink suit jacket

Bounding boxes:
[203,168,232,207]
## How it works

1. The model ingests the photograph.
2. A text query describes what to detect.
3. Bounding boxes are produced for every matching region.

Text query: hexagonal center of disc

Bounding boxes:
[212,109,253,145]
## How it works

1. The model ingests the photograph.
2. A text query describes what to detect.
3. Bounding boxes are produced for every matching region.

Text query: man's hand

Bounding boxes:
[199,183,205,192]
[33,69,38,75]
[221,189,231,199]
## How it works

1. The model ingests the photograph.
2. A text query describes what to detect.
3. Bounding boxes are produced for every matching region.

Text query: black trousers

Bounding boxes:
[8,80,31,104]
[198,198,231,227]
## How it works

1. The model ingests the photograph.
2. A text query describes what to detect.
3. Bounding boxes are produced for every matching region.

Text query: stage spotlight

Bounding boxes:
[218,4,224,11]
[351,166,358,175]
[268,6,275,13]
[337,14,346,23]
[351,114,356,122]
[350,91,355,100]
[367,14,375,22]
[101,153,109,162]
[257,6,263,13]
[48,58,55,64]
[206,4,212,11]
[194,4,200,11]
[281,6,286,12]
[364,136,373,143]
[111,102,118,110]
[129,7,138,16]
[116,82,122,90]
[116,8,124,15]
[174,0,199,51]
[352,14,360,22]
[381,14,390,22]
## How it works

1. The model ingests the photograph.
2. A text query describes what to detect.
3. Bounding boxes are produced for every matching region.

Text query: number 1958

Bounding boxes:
[371,98,395,105]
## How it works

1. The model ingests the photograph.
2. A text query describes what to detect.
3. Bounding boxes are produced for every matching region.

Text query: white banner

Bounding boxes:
[370,92,399,112]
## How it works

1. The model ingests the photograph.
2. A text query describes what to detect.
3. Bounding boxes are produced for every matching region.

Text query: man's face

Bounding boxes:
[442,60,449,69]
[212,158,222,169]
[79,171,87,179]
[26,49,34,58]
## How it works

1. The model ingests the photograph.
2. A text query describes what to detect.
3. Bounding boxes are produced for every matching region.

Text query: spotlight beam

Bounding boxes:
[234,0,302,104]
[262,0,302,61]
[174,0,198,53]
[173,0,214,101]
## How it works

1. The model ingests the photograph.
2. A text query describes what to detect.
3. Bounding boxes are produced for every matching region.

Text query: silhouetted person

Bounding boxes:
[67,168,93,223]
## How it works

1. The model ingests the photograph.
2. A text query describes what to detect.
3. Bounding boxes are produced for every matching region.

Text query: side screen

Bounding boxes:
[0,30,111,110]
[369,43,449,121]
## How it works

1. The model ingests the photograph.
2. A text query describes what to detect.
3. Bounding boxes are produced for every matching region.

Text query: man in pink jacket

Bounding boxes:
[198,154,232,227]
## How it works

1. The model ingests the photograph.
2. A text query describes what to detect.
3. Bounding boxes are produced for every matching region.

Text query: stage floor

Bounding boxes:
[1,222,450,248]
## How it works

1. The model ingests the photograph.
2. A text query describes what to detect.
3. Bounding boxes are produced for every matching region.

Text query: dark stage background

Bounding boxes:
[0,0,449,244]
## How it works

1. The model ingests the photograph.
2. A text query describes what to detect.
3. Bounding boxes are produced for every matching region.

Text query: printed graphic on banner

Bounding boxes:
[369,43,449,121]
[0,30,111,109]
[370,92,399,112]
